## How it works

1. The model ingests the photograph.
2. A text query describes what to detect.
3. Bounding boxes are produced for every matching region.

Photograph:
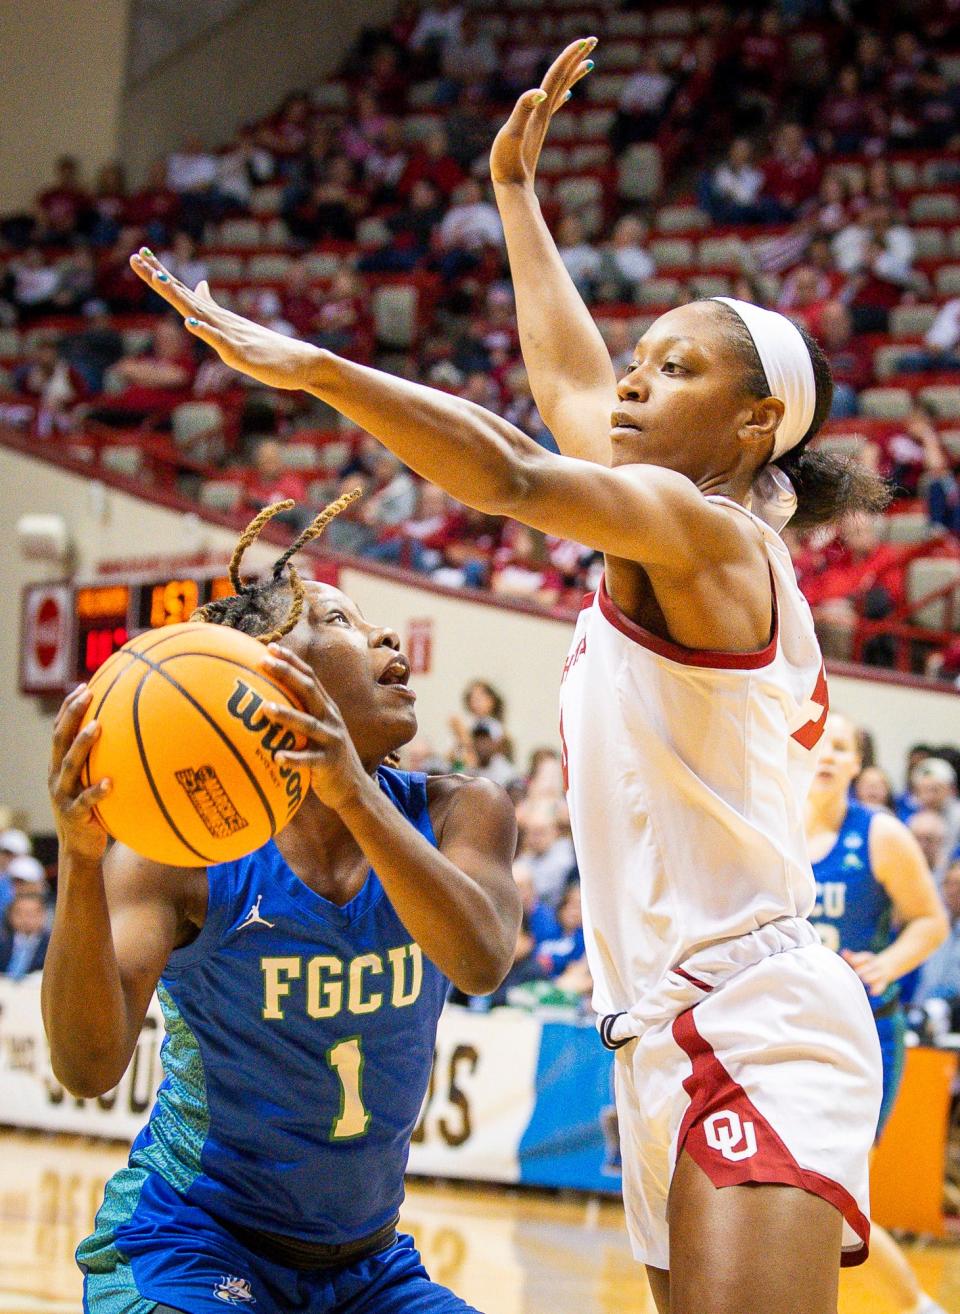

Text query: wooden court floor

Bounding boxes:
[1,1130,958,1313]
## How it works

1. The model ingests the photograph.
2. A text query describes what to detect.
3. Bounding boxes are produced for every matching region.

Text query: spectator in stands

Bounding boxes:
[908,804,956,877]
[797,512,905,664]
[853,30,888,96]
[701,137,773,225]
[835,201,917,333]
[217,124,275,210]
[400,126,464,202]
[259,90,313,164]
[363,117,410,205]
[611,50,677,152]
[854,765,896,811]
[458,679,506,742]
[896,298,960,374]
[916,852,960,1003]
[166,136,224,239]
[35,155,90,243]
[556,214,601,300]
[761,122,822,219]
[0,830,31,916]
[444,90,492,171]
[13,338,86,437]
[727,7,786,131]
[815,65,885,155]
[95,318,197,425]
[909,807,952,884]
[9,249,60,321]
[124,161,181,247]
[0,890,50,979]
[359,449,418,534]
[779,265,832,334]
[435,178,504,278]
[161,232,208,292]
[437,10,497,104]
[491,524,563,605]
[536,882,585,977]
[59,301,124,394]
[816,301,873,417]
[514,801,576,908]
[89,162,128,248]
[594,216,655,303]
[3,855,49,913]
[449,716,517,789]
[243,438,307,522]
[284,154,364,244]
[911,758,960,855]
[409,0,464,74]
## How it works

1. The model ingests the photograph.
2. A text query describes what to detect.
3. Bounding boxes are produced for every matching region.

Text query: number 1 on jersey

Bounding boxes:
[326,1036,370,1139]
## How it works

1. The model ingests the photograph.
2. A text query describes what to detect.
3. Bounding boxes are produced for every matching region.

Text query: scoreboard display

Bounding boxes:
[21,574,234,694]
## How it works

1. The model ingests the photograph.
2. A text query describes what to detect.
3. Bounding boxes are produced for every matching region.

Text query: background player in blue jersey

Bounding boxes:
[42,500,522,1314]
[805,711,947,1314]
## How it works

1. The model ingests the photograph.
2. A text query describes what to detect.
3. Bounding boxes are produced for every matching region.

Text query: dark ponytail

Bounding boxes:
[713,302,892,529]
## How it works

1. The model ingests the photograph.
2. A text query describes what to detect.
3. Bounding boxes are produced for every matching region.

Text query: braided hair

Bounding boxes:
[192,491,360,640]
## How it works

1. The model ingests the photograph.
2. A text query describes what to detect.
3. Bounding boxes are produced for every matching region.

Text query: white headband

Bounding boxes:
[712,297,816,461]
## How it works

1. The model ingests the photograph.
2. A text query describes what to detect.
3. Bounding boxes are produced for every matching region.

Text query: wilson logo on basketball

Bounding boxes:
[703,1110,758,1162]
[227,681,304,814]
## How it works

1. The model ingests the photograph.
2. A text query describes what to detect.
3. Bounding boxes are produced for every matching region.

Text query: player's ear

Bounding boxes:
[739,395,783,457]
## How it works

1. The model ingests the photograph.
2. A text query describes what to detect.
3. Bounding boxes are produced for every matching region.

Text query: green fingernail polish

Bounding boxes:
[578,40,588,49]
[143,248,154,257]
[533,91,547,103]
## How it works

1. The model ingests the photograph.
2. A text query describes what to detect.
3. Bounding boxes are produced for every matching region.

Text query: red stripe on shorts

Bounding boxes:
[672,1007,870,1267]
[674,966,714,992]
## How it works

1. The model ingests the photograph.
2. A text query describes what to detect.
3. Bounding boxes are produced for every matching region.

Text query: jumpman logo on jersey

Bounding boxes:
[237,895,275,931]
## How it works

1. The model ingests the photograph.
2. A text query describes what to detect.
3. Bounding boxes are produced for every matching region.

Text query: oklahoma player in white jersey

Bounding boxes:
[134,43,890,1297]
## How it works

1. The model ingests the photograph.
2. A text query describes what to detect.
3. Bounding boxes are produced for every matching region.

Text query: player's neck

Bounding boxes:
[275,792,369,901]
[804,789,848,837]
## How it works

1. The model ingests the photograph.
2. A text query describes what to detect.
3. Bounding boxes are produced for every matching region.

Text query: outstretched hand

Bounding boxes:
[129,248,318,391]
[490,37,598,188]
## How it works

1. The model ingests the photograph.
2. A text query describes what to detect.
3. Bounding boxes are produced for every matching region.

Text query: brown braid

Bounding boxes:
[190,492,361,641]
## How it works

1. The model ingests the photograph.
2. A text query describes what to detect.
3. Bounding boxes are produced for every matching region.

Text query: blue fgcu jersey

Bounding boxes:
[111,768,447,1245]
[811,800,897,1013]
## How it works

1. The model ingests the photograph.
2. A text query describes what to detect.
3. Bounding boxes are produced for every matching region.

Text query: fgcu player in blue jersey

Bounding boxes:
[43,500,521,1314]
[805,711,947,1314]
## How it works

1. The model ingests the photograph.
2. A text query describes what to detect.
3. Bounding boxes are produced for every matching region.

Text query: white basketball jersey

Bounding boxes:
[558,498,829,1026]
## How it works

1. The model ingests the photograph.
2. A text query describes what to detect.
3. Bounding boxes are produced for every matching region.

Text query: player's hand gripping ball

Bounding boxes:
[78,623,308,865]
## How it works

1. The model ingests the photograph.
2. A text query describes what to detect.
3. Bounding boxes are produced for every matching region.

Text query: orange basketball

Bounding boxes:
[79,622,308,866]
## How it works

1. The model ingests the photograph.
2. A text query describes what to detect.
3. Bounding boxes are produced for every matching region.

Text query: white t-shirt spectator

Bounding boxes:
[167,148,219,194]
[832,220,915,278]
[410,4,463,52]
[712,161,765,207]
[438,201,504,250]
[559,239,602,290]
[620,69,674,115]
[926,298,960,354]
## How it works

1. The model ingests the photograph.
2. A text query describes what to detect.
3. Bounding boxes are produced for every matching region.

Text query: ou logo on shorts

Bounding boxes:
[703,1110,758,1162]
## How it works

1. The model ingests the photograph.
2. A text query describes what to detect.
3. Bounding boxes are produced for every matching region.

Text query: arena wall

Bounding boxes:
[120,0,396,184]
[0,0,129,212]
[1,446,957,828]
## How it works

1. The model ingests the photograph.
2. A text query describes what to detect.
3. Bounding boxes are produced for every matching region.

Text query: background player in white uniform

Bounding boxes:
[132,55,892,1297]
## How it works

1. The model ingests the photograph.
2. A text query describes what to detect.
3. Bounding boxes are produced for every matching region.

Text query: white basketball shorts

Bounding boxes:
[605,917,882,1271]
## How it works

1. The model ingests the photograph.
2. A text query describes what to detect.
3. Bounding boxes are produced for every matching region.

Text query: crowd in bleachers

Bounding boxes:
[2,0,960,674]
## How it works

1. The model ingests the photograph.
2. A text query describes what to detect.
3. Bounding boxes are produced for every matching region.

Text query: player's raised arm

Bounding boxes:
[490,39,618,465]
[41,684,201,1096]
[129,250,746,574]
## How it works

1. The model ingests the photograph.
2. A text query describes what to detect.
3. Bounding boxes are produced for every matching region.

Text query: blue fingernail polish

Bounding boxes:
[187,317,198,326]
[157,273,169,282]
[585,60,594,71]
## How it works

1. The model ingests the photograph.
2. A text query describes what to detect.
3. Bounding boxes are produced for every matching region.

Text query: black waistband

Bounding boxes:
[224,1216,398,1272]
[873,995,902,1021]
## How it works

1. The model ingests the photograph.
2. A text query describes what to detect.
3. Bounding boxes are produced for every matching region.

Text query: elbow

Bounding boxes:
[452,896,524,997]
[932,909,951,951]
[49,1049,126,1100]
